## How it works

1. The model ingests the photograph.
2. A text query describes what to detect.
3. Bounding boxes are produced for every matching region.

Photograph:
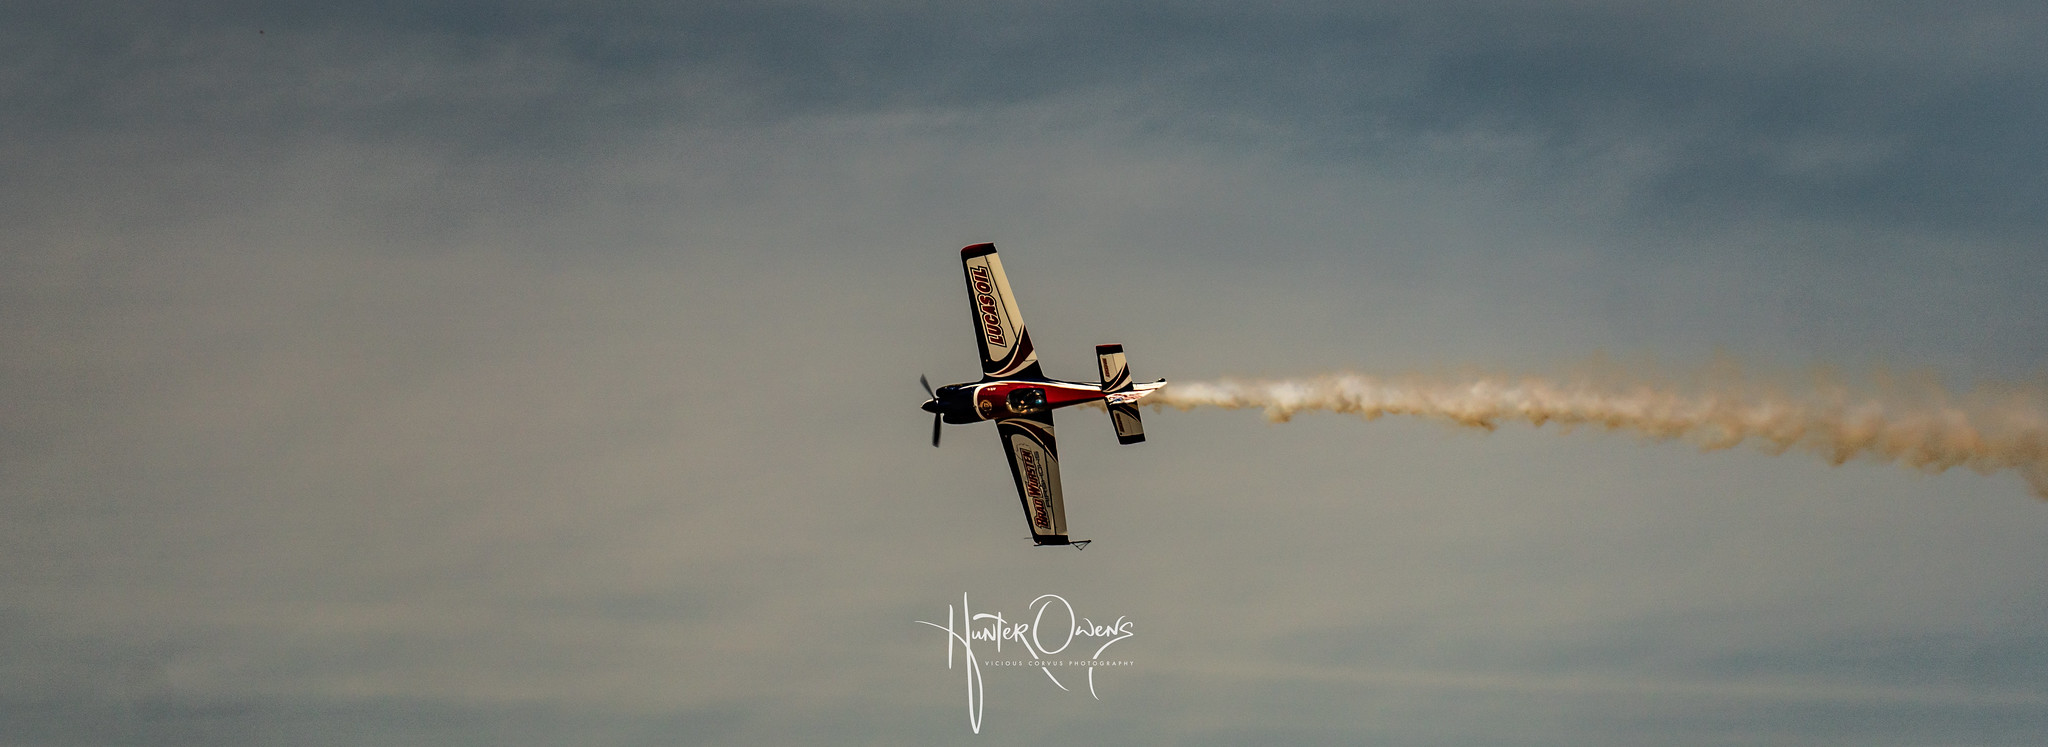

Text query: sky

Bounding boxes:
[4,2,2047,744]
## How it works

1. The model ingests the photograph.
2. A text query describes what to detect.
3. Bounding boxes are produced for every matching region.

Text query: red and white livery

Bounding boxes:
[920,243,1165,548]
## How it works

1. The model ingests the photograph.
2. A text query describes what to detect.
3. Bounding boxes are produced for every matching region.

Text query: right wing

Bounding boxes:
[996,411,1070,544]
[960,244,1043,380]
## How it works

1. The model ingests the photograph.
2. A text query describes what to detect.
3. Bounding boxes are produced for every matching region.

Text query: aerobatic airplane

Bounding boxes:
[920,243,1165,548]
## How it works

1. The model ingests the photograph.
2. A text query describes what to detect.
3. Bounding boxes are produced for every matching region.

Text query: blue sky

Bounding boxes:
[4,2,2047,744]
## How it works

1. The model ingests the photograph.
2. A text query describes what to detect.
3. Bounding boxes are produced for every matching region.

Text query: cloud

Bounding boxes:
[4,2,2048,744]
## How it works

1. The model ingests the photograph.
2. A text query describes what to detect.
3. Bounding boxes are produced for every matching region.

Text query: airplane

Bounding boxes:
[920,243,1166,549]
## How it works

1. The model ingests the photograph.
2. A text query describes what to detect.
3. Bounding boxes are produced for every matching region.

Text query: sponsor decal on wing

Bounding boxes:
[970,265,1007,347]
[1019,447,1051,532]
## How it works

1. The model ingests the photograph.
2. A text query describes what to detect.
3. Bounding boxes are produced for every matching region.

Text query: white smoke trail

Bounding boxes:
[1150,368,2048,499]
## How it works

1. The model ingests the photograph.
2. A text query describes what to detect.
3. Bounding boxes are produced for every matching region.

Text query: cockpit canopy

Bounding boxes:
[1006,387,1048,414]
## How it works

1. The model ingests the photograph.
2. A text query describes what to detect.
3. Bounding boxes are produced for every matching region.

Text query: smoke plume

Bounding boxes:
[1151,366,2048,498]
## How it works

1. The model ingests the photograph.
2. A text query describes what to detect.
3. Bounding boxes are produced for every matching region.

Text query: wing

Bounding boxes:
[960,244,1043,380]
[996,411,1070,544]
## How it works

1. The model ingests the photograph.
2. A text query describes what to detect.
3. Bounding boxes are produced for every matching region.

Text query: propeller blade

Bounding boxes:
[931,413,943,447]
[920,374,935,398]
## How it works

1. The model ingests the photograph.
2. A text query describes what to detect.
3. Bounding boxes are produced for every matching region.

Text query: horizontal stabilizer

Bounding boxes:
[1097,344,1146,444]
[1109,403,1146,444]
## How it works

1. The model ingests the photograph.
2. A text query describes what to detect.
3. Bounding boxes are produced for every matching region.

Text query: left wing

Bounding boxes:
[995,410,1072,545]
[960,243,1043,380]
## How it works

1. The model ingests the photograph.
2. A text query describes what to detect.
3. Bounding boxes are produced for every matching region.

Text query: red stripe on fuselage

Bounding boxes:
[972,380,1106,420]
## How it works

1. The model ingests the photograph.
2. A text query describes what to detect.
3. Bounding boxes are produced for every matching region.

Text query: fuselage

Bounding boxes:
[921,378,1112,425]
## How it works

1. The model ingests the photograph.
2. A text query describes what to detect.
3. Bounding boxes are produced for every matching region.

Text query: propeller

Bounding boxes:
[922,375,942,447]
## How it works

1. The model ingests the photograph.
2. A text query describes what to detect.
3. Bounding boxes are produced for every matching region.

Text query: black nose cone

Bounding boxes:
[921,399,943,413]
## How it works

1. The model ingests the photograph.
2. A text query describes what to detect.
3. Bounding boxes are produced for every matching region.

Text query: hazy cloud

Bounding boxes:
[4,2,2046,744]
